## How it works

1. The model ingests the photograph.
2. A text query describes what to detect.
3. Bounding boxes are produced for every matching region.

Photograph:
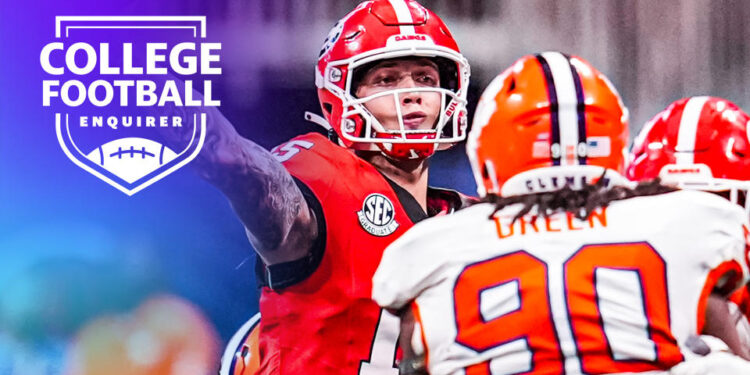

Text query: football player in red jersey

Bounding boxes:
[627,96,750,365]
[373,54,750,375]
[189,1,471,374]
[626,96,750,218]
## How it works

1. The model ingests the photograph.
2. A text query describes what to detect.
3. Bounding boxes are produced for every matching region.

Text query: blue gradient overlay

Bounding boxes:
[0,0,476,373]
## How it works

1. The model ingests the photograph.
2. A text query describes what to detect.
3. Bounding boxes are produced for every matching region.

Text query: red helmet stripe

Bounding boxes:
[675,96,709,164]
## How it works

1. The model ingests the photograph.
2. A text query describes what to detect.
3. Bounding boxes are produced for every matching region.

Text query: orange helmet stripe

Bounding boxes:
[569,56,588,165]
[536,52,589,166]
[535,53,562,166]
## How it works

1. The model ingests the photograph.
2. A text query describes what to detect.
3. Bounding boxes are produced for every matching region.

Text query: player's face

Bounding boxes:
[355,58,442,132]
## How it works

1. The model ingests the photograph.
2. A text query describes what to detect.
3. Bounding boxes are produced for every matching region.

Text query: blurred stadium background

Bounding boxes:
[2,0,750,374]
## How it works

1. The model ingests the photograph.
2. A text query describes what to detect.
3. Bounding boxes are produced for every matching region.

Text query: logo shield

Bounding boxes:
[56,112,206,195]
[44,16,214,195]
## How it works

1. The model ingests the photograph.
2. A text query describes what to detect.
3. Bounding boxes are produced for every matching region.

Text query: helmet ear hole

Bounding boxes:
[507,78,516,93]
[344,30,362,41]
[323,103,333,115]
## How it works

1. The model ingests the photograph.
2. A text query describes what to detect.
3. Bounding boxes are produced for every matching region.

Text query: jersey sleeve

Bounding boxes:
[726,221,750,318]
[372,212,459,310]
[254,133,338,290]
[684,192,750,332]
[271,133,338,201]
[741,222,750,286]
[706,197,750,294]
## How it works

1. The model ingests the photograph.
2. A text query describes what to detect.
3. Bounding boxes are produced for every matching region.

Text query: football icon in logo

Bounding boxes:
[56,113,206,196]
[85,137,179,184]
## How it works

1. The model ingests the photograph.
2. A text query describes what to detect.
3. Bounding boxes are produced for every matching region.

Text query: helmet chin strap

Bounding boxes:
[378,142,435,161]
[380,149,422,161]
[305,111,347,147]
[373,111,443,160]
[304,111,332,131]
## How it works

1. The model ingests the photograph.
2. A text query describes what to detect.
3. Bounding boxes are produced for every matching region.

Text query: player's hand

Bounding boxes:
[669,351,750,375]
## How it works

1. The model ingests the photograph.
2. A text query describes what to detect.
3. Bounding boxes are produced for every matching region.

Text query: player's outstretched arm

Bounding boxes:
[162,99,317,266]
[203,111,317,265]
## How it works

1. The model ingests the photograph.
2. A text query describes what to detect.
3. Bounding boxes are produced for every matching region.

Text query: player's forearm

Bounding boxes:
[190,107,265,187]
[154,75,260,183]
[157,85,316,263]
[199,114,317,263]
[221,143,317,263]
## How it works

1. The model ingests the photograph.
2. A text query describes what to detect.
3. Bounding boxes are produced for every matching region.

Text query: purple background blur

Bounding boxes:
[0,1,476,373]
[5,0,750,373]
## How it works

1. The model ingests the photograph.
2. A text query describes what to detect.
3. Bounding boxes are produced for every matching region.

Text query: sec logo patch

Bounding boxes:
[357,193,399,236]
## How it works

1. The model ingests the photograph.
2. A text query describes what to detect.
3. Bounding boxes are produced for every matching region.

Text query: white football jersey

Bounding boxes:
[373,190,749,375]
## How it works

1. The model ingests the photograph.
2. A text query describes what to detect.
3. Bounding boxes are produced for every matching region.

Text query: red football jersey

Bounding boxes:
[255,133,469,375]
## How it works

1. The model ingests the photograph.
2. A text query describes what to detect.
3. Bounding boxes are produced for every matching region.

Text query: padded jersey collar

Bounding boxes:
[381,174,476,224]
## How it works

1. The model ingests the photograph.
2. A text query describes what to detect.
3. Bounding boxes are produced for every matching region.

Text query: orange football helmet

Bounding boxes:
[219,313,261,375]
[64,295,219,375]
[467,51,630,197]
